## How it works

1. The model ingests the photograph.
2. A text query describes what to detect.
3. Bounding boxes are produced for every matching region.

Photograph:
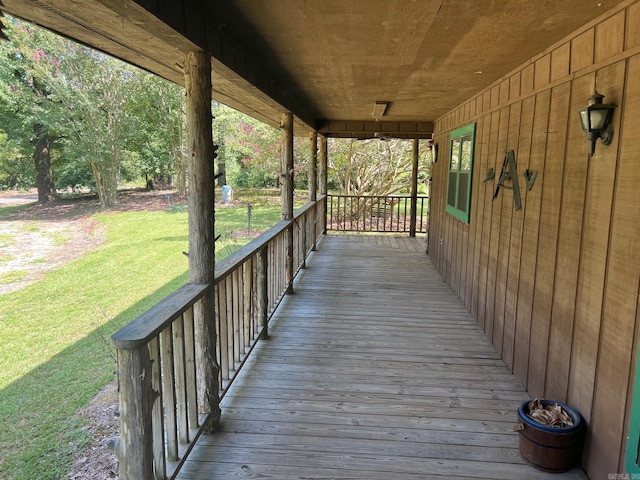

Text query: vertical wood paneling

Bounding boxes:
[429,5,640,477]
[534,54,551,90]
[467,116,485,313]
[475,113,493,329]
[493,104,519,357]
[628,2,640,49]
[509,72,521,102]
[544,73,591,403]
[526,83,570,397]
[567,62,627,421]
[521,64,535,96]
[491,85,500,109]
[571,29,595,73]
[595,11,626,63]
[551,43,571,82]
[483,91,491,112]
[512,91,550,386]
[583,57,637,478]
[483,109,504,340]
[499,79,510,105]
[503,99,532,370]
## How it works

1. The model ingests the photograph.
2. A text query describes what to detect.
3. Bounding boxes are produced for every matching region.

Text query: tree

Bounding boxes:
[0,17,189,207]
[124,73,187,194]
[328,138,430,196]
[213,103,283,188]
[0,20,64,201]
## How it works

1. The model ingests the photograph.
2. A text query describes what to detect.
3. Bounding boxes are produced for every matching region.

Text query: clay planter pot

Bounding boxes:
[517,400,585,473]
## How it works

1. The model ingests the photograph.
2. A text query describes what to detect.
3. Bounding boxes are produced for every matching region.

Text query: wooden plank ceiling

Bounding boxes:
[0,0,619,138]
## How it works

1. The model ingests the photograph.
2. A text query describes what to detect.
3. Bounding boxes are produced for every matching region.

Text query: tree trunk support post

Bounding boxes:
[319,135,328,234]
[309,132,318,251]
[409,138,419,237]
[184,50,221,433]
[281,112,295,293]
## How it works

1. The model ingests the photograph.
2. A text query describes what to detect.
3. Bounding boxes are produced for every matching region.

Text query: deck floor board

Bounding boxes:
[177,235,586,480]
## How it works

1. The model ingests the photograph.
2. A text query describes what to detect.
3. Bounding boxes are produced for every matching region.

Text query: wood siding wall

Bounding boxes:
[429,1,640,477]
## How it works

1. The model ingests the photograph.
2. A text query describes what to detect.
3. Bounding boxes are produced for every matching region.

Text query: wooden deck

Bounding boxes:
[177,235,587,480]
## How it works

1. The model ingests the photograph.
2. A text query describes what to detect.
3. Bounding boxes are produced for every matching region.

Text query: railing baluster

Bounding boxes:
[161,327,178,461]
[183,307,199,430]
[325,194,428,234]
[258,246,269,339]
[217,280,229,382]
[224,276,234,377]
[243,257,253,348]
[173,316,189,444]
[149,336,166,479]
[232,269,241,367]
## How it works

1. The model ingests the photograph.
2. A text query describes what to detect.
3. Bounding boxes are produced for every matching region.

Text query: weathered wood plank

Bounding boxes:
[480,110,501,333]
[544,72,592,402]
[503,97,534,370]
[527,82,570,397]
[176,237,585,480]
[574,59,633,478]
[512,90,550,387]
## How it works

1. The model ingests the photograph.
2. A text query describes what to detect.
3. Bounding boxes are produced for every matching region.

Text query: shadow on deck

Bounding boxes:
[177,235,587,479]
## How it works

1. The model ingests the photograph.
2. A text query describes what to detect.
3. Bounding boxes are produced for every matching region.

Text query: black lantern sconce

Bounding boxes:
[578,91,616,157]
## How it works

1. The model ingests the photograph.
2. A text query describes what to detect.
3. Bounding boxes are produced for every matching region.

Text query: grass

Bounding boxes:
[0,270,26,284]
[0,188,297,480]
[0,233,16,248]
[0,252,15,263]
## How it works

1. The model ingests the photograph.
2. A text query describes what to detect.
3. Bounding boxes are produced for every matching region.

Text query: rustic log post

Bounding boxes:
[309,132,318,202]
[115,346,156,480]
[184,50,221,431]
[309,132,318,251]
[257,246,269,339]
[409,138,419,237]
[281,112,295,293]
[319,135,328,234]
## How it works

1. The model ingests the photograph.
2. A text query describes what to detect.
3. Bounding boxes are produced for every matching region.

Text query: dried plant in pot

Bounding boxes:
[515,399,585,473]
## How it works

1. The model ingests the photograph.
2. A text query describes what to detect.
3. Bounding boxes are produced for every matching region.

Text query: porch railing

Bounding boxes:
[327,194,428,233]
[111,197,325,480]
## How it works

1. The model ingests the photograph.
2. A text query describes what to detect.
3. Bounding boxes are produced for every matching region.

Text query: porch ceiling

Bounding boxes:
[0,0,618,138]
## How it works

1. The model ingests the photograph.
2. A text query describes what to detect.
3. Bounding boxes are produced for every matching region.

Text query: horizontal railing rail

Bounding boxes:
[327,194,428,234]
[111,196,326,480]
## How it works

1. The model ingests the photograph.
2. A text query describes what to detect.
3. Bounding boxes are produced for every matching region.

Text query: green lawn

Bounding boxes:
[0,188,298,480]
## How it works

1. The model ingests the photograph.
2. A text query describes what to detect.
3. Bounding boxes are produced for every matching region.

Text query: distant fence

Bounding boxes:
[327,194,428,234]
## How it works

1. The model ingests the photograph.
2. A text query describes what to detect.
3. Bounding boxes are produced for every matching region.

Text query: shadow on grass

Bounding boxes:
[0,272,188,480]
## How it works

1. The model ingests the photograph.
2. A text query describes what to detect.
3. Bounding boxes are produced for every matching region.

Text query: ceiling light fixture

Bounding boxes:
[372,101,388,118]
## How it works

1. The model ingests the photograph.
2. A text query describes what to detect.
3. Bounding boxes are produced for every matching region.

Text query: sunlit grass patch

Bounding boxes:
[0,270,26,284]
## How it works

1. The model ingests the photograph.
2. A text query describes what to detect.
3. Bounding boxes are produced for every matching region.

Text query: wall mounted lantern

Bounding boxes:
[578,91,616,157]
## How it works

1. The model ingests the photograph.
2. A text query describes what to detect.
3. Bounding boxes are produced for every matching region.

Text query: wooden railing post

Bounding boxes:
[410,138,419,237]
[115,346,156,480]
[257,246,269,339]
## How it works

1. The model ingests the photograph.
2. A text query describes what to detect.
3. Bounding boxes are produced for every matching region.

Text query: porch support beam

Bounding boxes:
[309,132,318,251]
[309,132,318,202]
[184,50,221,431]
[319,135,328,234]
[410,138,419,237]
[281,112,295,293]
[318,120,434,139]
